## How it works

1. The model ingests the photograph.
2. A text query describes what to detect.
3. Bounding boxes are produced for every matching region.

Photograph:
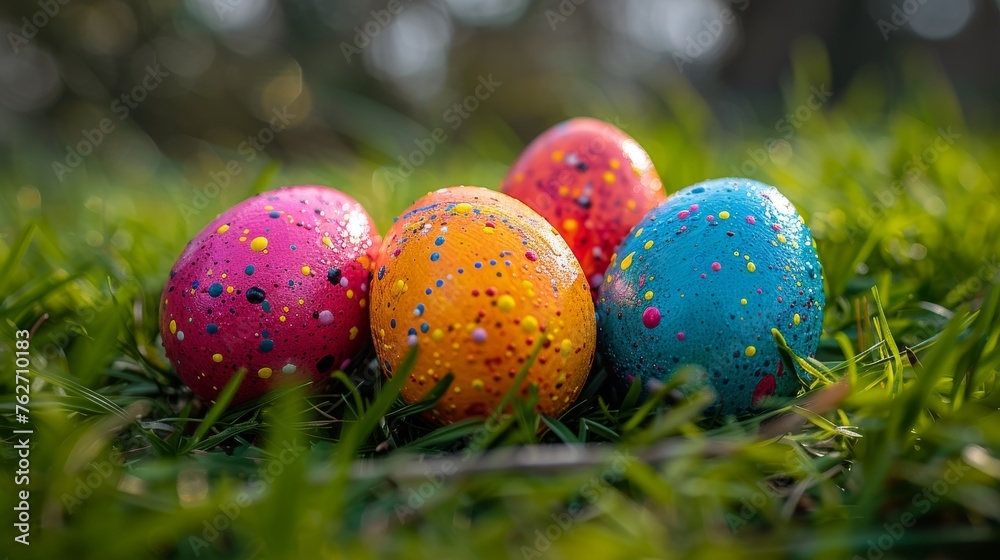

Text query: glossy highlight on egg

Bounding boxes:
[597,178,825,416]
[160,185,380,405]
[371,186,597,425]
[501,117,665,296]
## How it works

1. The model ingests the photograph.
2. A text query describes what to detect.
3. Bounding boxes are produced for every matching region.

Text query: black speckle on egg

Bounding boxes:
[316,354,335,373]
[246,287,266,304]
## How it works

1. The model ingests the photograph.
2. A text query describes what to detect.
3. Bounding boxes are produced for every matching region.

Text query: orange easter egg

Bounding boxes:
[370,187,596,425]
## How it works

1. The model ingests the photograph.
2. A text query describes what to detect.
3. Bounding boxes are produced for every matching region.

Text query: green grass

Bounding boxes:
[2,47,1000,559]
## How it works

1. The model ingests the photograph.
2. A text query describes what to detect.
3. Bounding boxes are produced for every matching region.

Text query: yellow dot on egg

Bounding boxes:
[562,219,578,233]
[279,315,286,322]
[794,313,801,325]
[322,237,333,248]
[298,299,305,305]
[498,295,516,312]
[454,203,473,213]
[257,367,272,379]
[603,171,615,184]
[472,379,484,391]
[239,236,247,242]
[740,298,747,305]
[644,291,654,300]
[250,237,268,252]
[169,320,177,334]
[634,228,644,238]
[747,262,756,273]
[349,326,359,340]
[217,224,230,234]
[264,205,273,211]
[558,186,570,197]
[453,386,462,394]
[212,353,223,363]
[719,211,730,220]
[610,159,620,169]
[551,150,564,162]
[483,225,495,234]
[346,289,354,299]
[359,299,367,308]
[560,339,573,355]
[243,229,249,234]
[745,345,757,357]
[521,315,539,332]
[644,240,654,250]
[432,329,445,341]
[227,286,234,294]
[745,254,750,260]
[626,199,636,210]
[777,234,787,243]
[620,252,636,271]
[300,266,311,276]
[283,306,289,312]
[221,273,227,279]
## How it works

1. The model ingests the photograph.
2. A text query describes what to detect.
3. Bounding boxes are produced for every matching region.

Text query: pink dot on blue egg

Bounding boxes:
[642,307,661,329]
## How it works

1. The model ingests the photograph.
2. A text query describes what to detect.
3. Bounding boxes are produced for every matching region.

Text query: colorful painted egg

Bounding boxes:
[501,117,665,297]
[370,187,596,425]
[596,178,825,416]
[160,186,380,405]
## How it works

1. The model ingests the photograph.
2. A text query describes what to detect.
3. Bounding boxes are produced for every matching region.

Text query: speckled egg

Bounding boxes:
[597,178,825,416]
[501,117,665,297]
[160,186,380,405]
[371,187,597,425]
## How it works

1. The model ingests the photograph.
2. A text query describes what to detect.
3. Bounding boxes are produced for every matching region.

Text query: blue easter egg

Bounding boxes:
[596,178,825,416]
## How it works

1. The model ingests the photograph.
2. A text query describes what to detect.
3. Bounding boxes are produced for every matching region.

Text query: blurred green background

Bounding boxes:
[2,1,1000,559]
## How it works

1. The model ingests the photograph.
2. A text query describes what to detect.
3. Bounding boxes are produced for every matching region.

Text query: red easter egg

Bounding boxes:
[501,117,665,297]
